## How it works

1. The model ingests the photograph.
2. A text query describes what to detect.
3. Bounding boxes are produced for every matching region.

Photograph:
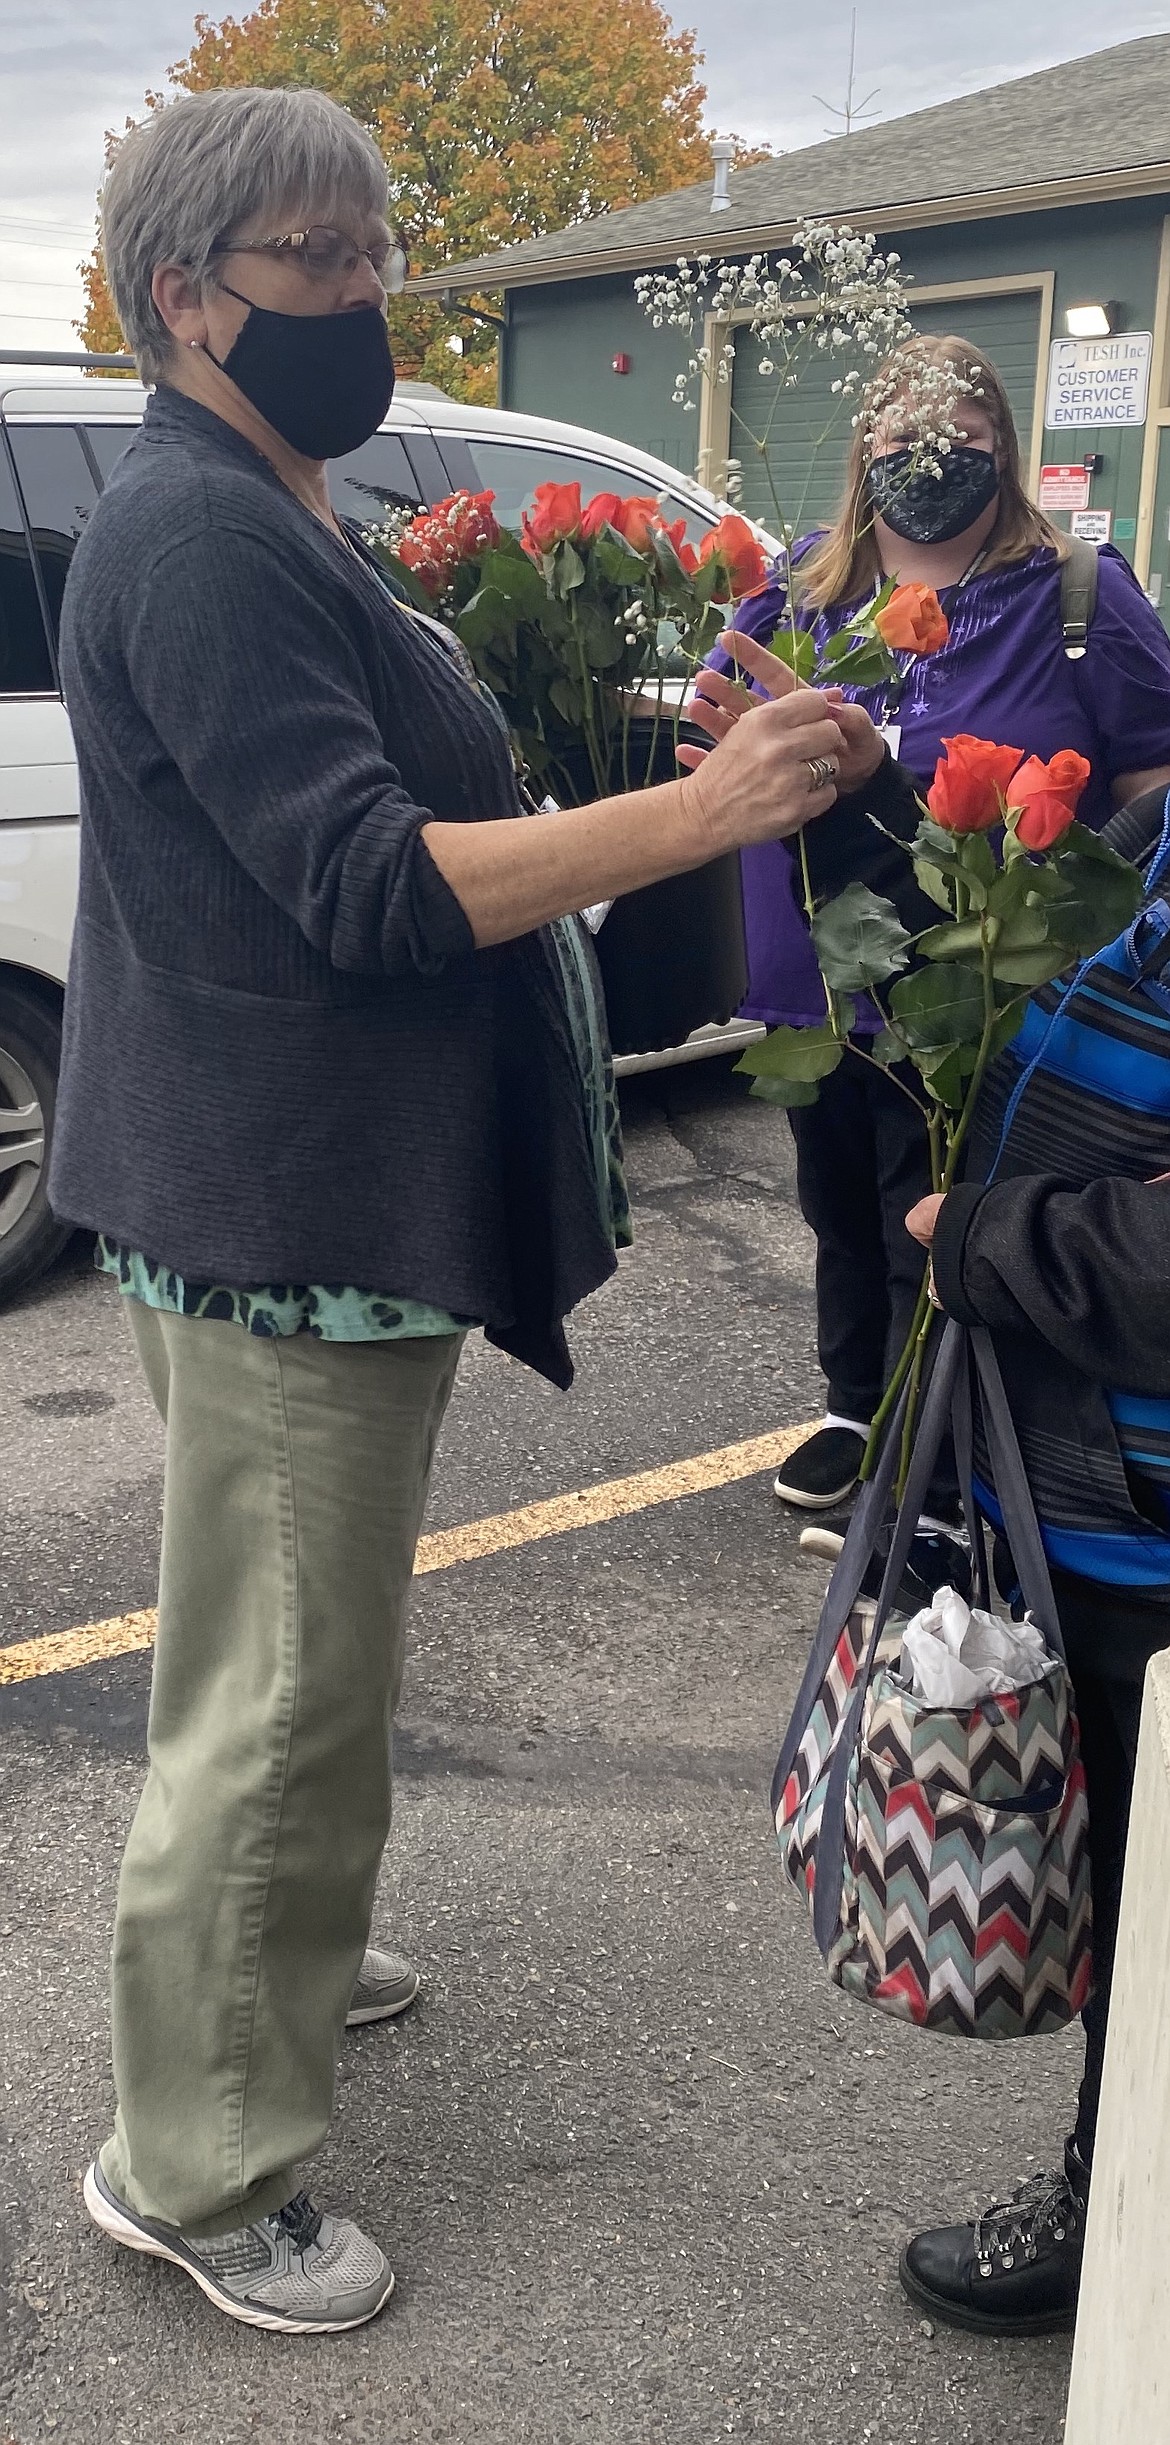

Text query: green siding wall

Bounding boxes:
[501,195,1168,569]
[504,270,702,475]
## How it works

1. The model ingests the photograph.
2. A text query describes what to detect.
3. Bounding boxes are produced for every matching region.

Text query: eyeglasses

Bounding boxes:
[210,226,408,293]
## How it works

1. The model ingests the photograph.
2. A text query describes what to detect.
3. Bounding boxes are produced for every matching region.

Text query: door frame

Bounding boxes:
[696,271,1056,505]
[1135,217,1170,588]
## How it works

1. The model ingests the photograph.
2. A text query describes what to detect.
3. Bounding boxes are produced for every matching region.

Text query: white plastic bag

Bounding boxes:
[899,1584,1050,1708]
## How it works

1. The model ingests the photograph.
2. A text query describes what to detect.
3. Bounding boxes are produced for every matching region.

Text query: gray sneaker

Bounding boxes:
[83,2158,394,2334]
[347,1946,420,2027]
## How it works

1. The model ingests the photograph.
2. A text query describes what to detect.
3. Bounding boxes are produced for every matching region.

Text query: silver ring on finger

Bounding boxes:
[805,754,840,792]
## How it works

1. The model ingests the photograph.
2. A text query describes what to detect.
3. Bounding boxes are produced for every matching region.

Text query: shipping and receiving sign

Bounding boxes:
[1038,464,1092,510]
[1070,509,1112,544]
[1045,333,1153,429]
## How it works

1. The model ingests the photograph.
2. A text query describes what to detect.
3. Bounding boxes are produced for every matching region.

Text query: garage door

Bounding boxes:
[729,289,1042,536]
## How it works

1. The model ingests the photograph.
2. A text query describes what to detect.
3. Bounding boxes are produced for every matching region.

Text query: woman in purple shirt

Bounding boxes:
[711,334,1170,1519]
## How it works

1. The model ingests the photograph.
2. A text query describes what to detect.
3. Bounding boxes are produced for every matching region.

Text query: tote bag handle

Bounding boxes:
[809,1319,1064,1957]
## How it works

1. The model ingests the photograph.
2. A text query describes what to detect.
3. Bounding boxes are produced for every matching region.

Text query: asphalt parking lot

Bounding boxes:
[1,1060,1080,2444]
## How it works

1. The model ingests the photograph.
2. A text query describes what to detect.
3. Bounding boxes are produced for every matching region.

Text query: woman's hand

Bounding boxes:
[677,633,847,854]
[682,631,885,798]
[906,1192,946,1247]
[906,1190,946,1309]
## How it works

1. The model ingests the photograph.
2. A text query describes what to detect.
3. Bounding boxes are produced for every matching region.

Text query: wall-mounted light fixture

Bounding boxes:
[1065,302,1116,338]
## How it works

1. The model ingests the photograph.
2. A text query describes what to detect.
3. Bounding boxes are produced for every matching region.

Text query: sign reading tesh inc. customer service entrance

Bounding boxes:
[1045,333,1153,429]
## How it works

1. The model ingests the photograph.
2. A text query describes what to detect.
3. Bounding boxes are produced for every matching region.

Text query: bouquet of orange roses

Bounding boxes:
[368,483,945,808]
[737,724,1145,1484]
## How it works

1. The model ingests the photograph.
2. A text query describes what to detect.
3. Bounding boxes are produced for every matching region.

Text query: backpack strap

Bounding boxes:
[1059,535,1099,661]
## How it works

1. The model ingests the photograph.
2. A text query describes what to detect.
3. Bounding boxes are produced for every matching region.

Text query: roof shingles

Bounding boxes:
[417,33,1170,295]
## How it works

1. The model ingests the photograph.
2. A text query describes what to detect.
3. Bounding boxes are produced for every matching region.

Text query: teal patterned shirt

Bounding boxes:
[97,909,630,1342]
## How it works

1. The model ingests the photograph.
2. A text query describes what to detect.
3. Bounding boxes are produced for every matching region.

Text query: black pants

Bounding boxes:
[789,1049,934,1423]
[1054,1576,1170,2166]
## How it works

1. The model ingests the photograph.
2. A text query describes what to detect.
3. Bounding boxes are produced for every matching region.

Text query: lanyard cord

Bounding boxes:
[880,548,988,723]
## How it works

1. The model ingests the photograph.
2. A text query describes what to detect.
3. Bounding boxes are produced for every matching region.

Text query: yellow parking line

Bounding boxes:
[0,1419,812,1688]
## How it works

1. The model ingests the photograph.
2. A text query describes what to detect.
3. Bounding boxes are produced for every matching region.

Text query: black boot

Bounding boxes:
[898,2143,1089,2337]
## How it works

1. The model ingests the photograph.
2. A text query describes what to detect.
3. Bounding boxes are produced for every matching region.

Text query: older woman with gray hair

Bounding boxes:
[55,83,875,2334]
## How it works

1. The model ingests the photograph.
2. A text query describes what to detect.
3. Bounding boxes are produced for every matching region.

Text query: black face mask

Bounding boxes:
[868,444,1000,546]
[208,288,395,460]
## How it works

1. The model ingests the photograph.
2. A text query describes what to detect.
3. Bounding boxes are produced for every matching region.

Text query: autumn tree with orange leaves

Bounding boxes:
[79,0,769,398]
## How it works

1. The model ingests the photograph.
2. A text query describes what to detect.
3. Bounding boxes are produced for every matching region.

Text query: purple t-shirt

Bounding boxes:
[708,543,1170,1027]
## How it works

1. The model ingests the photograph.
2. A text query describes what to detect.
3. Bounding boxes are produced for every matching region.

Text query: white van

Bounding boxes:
[0,363,766,1303]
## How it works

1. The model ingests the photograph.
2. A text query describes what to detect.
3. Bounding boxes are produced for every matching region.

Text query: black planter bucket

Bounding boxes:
[593,853,748,1058]
[555,714,749,1060]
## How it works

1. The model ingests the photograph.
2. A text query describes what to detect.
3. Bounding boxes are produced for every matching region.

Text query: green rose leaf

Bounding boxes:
[811,883,913,991]
[867,1027,906,1068]
[912,858,955,915]
[911,818,996,910]
[987,994,1030,1057]
[650,526,687,584]
[747,1074,822,1108]
[591,529,651,587]
[455,585,517,657]
[812,637,894,690]
[989,943,1072,988]
[478,544,547,613]
[1044,825,1145,953]
[888,960,987,1050]
[916,917,985,963]
[550,539,586,598]
[576,601,624,671]
[913,1043,974,1111]
[767,627,817,683]
[687,557,723,605]
[735,1021,846,1083]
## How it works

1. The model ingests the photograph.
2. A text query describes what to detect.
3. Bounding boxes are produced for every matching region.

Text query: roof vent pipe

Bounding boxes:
[710,137,734,213]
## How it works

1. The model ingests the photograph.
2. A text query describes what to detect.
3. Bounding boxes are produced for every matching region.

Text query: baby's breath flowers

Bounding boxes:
[636,223,979,538]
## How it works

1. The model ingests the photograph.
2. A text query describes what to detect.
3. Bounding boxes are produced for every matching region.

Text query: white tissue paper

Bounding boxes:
[899,1585,1050,1708]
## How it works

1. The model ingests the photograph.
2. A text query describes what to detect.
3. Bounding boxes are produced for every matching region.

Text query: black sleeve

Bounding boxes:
[932,1172,1170,1394]
[125,523,475,979]
[803,747,940,936]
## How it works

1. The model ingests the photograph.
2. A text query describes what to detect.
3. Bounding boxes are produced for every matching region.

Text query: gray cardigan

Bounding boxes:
[51,386,616,1386]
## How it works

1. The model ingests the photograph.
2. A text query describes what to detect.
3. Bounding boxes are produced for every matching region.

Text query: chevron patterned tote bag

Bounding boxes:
[773,1324,1092,2039]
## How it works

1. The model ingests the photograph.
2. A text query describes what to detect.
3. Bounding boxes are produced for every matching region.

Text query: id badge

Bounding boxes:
[879,721,902,757]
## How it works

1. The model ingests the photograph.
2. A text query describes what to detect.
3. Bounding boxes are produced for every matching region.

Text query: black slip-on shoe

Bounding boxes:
[773,1427,866,1509]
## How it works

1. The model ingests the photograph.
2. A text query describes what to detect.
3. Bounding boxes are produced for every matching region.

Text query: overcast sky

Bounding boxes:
[2,0,1169,352]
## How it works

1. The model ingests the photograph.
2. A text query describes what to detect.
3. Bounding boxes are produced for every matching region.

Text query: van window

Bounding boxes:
[83,425,136,485]
[459,438,715,542]
[0,445,55,693]
[7,425,101,649]
[327,434,427,530]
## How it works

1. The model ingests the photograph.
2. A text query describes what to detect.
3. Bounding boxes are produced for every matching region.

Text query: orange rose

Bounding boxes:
[397,513,454,597]
[610,494,666,553]
[579,491,625,541]
[697,514,769,601]
[927,735,1025,832]
[874,582,949,656]
[440,488,499,556]
[521,480,584,556]
[1004,750,1092,851]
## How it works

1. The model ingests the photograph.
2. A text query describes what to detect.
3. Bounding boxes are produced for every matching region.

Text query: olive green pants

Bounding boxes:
[100,1303,462,2234]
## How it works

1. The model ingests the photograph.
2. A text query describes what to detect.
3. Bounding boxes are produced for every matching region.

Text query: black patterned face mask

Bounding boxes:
[868,445,1000,545]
